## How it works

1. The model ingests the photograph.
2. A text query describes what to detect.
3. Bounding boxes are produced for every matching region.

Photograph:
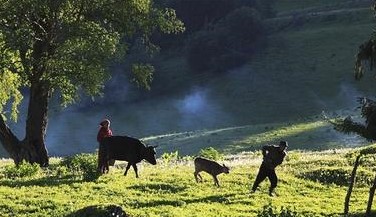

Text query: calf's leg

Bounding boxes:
[197,173,203,182]
[194,171,200,183]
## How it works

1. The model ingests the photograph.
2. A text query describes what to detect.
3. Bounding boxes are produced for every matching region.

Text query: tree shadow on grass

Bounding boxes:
[128,183,187,194]
[132,193,236,208]
[65,204,130,217]
[184,193,235,204]
[0,176,84,187]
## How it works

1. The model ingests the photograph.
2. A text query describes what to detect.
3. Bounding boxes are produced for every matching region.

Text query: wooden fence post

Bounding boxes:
[366,174,376,216]
[344,154,361,216]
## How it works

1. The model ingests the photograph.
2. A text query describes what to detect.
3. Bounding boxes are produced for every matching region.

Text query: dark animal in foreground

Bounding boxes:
[194,157,230,187]
[66,204,130,217]
[98,136,157,178]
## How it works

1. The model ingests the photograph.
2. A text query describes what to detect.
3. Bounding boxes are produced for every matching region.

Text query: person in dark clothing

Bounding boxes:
[251,141,288,196]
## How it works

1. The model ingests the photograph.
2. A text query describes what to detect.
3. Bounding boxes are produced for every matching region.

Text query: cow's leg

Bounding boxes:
[105,160,109,173]
[124,163,131,176]
[132,164,139,178]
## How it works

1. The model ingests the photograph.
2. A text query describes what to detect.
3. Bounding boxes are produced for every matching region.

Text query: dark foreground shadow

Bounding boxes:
[0,176,83,187]
[65,204,130,217]
[128,183,187,194]
[133,193,236,208]
[349,211,376,217]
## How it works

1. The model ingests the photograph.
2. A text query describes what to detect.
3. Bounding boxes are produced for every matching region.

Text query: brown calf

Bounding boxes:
[194,157,230,187]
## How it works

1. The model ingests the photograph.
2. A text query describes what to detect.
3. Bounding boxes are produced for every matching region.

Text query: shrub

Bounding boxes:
[257,203,308,217]
[2,160,40,179]
[60,153,100,181]
[199,147,224,161]
[161,151,180,163]
[300,167,373,186]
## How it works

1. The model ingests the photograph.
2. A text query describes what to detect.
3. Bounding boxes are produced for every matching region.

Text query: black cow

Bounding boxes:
[98,136,157,178]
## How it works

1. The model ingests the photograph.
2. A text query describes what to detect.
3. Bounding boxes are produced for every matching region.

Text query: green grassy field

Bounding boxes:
[0,119,374,216]
[0,146,373,217]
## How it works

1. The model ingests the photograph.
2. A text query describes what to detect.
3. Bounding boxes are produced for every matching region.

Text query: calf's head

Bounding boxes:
[222,164,230,174]
[142,145,158,165]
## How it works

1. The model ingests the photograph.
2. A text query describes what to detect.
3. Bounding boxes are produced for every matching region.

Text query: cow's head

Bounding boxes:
[142,145,158,165]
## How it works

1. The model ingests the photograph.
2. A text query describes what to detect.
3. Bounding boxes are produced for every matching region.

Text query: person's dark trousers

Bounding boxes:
[251,163,278,195]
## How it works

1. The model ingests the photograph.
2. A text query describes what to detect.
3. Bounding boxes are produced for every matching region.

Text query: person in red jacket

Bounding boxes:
[97,119,113,172]
[97,119,113,143]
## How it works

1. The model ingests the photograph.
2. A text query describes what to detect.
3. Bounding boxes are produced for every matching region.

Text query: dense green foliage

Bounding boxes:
[150,0,273,74]
[157,0,275,33]
[0,0,184,165]
[0,0,184,109]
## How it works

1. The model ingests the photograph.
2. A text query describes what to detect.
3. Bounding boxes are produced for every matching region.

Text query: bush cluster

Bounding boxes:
[257,203,311,217]
[161,151,180,163]
[199,147,224,161]
[300,167,373,186]
[60,153,100,181]
[2,160,40,179]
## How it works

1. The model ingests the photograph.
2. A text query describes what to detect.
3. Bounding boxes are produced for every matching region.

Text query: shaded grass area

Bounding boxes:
[0,148,372,216]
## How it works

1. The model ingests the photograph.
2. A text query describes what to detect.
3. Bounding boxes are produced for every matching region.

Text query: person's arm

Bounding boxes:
[274,151,286,166]
[262,145,271,157]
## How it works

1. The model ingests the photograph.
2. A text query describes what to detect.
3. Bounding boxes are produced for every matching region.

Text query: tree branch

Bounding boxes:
[0,114,20,159]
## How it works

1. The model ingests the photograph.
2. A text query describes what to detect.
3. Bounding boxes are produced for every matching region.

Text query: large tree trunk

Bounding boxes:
[22,82,50,166]
[0,82,50,166]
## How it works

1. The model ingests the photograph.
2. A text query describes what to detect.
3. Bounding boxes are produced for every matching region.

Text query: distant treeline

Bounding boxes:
[153,0,276,73]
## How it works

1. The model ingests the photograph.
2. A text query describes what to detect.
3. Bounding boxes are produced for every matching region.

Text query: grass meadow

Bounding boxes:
[0,148,372,217]
[0,120,374,216]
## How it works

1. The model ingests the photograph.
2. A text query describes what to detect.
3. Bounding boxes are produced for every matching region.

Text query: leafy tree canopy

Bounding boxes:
[0,0,184,119]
